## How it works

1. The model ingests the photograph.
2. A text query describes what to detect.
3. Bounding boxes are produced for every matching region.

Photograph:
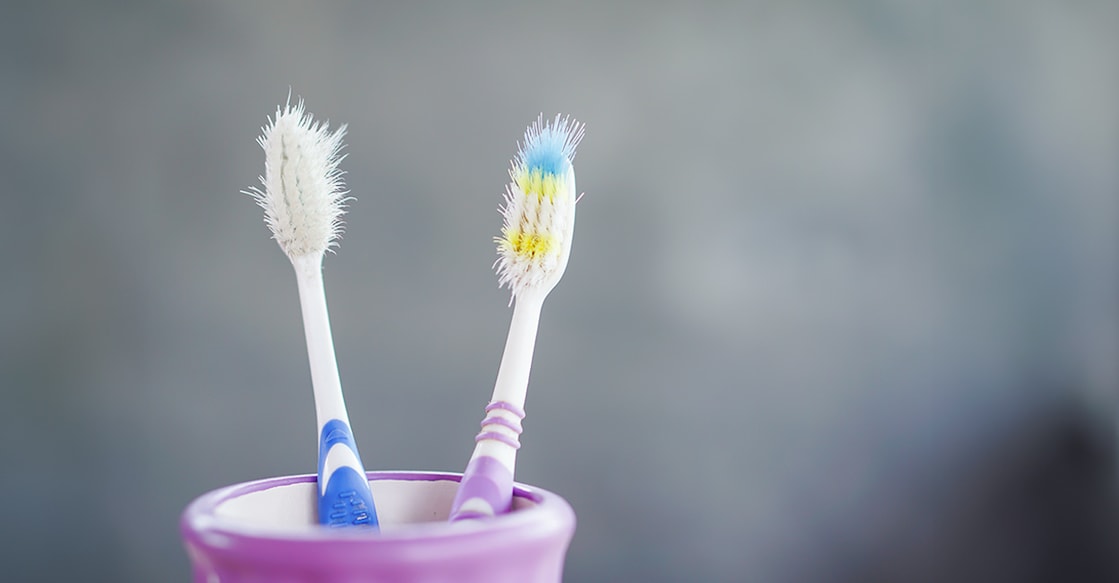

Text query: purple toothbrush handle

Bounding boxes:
[448,401,527,521]
[449,456,515,520]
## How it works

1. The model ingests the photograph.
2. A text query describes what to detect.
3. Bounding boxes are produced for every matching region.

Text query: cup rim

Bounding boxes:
[182,470,575,549]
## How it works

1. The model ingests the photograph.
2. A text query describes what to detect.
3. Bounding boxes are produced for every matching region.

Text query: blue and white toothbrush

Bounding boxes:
[246,98,378,528]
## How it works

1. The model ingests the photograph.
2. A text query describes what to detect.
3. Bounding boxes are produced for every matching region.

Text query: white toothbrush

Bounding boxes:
[449,114,584,521]
[246,99,378,528]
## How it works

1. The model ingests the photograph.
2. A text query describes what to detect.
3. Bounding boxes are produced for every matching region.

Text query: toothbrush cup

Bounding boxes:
[181,471,576,583]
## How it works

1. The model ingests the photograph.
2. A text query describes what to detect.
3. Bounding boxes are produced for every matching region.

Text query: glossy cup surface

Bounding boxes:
[181,471,575,583]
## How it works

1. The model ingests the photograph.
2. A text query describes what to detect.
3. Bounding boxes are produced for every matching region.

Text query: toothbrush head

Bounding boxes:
[496,114,585,300]
[247,99,349,259]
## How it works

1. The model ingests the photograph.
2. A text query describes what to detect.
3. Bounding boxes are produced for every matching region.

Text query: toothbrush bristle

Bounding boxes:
[246,99,349,258]
[496,114,584,299]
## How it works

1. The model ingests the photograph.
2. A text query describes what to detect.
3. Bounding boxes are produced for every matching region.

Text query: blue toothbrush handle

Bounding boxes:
[318,419,379,528]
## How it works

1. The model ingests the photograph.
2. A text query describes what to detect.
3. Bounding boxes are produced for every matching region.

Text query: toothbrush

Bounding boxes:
[246,99,379,528]
[449,114,585,521]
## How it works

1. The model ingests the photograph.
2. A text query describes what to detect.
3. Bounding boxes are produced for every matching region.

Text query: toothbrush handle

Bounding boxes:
[318,419,379,528]
[449,455,516,520]
[449,401,525,521]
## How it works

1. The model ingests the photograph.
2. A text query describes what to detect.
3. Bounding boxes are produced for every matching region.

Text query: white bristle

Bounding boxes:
[495,115,583,302]
[245,100,349,259]
[495,171,577,298]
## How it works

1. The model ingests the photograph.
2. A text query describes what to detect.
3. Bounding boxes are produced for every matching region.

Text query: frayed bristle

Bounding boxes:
[496,114,584,300]
[245,99,349,258]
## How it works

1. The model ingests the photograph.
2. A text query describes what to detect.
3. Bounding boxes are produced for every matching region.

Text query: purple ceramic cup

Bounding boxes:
[181,471,575,583]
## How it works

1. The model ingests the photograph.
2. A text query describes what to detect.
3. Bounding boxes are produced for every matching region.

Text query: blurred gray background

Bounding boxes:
[1,1,1116,582]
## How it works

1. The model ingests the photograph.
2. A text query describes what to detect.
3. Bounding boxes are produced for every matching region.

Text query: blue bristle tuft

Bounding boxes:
[517,115,583,176]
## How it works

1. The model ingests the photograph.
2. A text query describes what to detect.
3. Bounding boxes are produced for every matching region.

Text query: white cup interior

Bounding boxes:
[213,478,538,534]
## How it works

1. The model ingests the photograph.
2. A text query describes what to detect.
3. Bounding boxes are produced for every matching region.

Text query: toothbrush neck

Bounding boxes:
[291,254,351,430]
[491,291,546,410]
